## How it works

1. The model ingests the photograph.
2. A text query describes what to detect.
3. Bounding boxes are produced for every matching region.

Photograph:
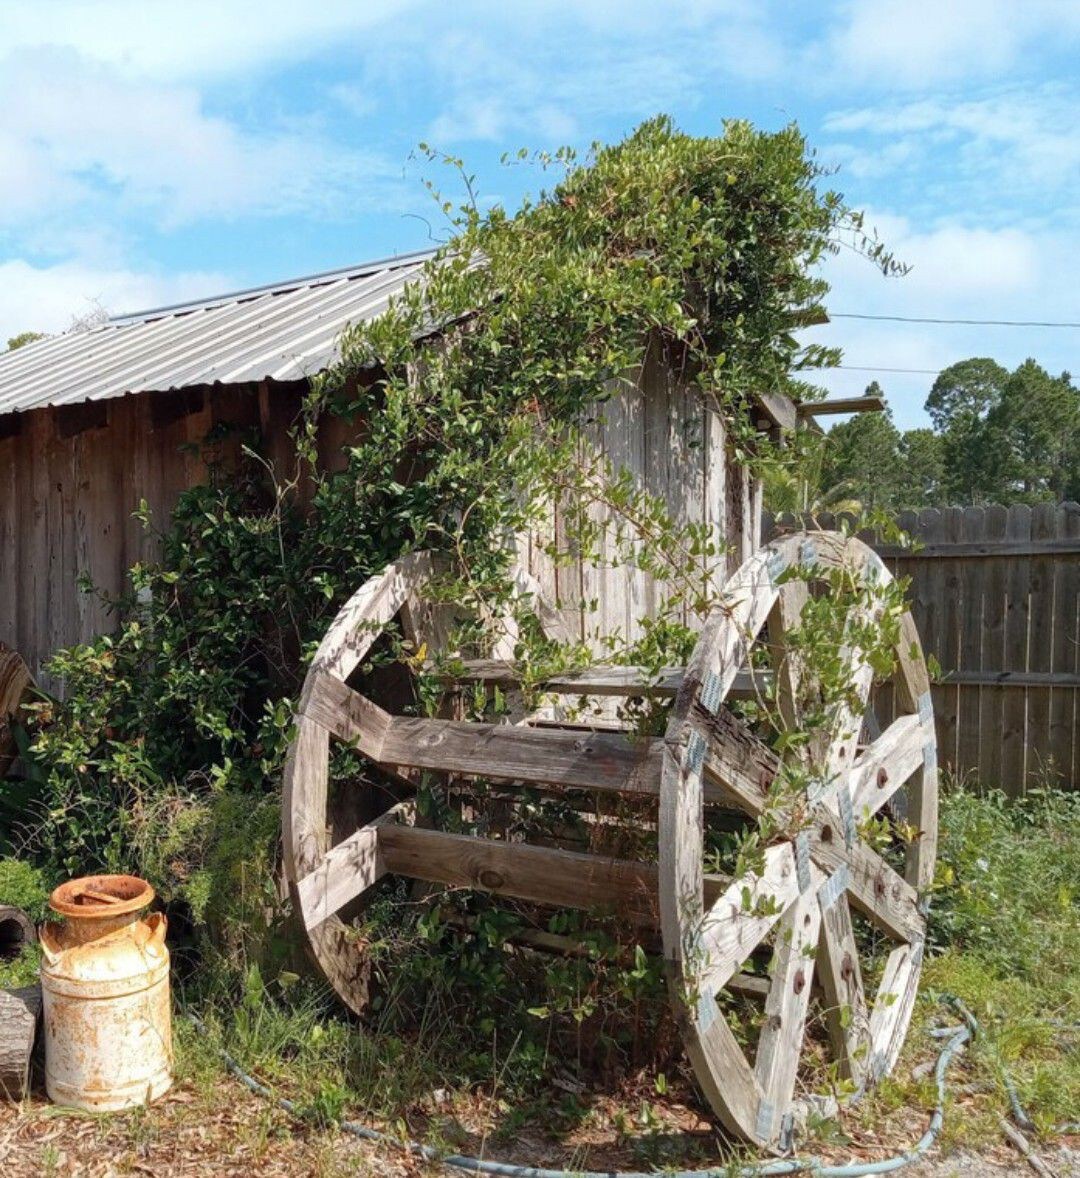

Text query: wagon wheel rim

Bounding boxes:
[659,531,938,1149]
[282,551,572,1015]
[281,550,441,1014]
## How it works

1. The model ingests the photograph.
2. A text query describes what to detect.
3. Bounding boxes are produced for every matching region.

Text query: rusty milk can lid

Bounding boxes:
[49,874,155,919]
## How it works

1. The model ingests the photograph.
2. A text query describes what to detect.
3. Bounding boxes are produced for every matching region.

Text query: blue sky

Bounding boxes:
[1,1,1077,429]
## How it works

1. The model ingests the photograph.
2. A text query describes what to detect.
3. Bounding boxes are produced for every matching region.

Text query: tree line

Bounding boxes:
[778,357,1080,514]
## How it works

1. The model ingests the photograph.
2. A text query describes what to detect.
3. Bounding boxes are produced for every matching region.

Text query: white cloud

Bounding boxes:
[820,0,1080,90]
[824,86,1080,201]
[0,50,402,230]
[0,1,418,80]
[353,1,782,147]
[806,213,1079,429]
[0,258,232,343]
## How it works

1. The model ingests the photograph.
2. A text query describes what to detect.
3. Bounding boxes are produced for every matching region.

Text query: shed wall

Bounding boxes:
[0,382,307,690]
[2,361,760,690]
[522,349,759,651]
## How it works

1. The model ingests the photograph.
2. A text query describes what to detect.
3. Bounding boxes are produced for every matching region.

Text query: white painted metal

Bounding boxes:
[39,876,172,1111]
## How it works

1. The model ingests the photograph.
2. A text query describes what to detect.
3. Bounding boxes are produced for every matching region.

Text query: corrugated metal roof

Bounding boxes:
[0,248,437,417]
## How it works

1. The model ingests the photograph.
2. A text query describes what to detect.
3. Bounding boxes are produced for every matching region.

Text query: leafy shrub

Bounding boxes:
[929,784,1080,989]
[0,855,51,922]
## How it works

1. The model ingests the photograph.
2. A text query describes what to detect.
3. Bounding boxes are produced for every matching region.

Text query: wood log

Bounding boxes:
[0,985,41,1099]
[0,905,37,958]
[0,643,34,778]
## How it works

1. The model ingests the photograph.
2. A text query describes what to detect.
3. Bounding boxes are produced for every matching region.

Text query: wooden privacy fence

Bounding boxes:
[770,503,1080,793]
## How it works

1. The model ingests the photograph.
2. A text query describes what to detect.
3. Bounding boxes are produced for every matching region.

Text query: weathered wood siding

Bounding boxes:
[2,360,758,690]
[0,382,307,691]
[769,504,1080,793]
[520,352,757,652]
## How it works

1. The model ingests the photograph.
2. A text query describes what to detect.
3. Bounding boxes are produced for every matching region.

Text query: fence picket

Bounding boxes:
[978,505,1009,789]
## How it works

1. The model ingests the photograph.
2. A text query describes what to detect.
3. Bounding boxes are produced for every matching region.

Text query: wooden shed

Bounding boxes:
[0,250,795,690]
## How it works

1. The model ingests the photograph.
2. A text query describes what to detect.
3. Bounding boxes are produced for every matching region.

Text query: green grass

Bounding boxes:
[166,784,1079,1166]
[907,783,1080,1141]
[6,786,1073,1167]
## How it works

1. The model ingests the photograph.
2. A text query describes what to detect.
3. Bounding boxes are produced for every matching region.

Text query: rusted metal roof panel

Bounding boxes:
[0,250,435,417]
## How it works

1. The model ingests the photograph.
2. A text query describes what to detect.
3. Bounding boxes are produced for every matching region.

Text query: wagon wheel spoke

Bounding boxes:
[754,877,823,1138]
[867,940,924,1080]
[294,800,415,930]
[809,816,922,944]
[695,843,802,996]
[820,626,878,799]
[849,712,929,819]
[816,888,872,1083]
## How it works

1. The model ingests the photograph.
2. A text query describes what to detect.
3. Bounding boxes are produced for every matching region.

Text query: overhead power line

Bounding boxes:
[835,364,941,375]
[831,312,1080,328]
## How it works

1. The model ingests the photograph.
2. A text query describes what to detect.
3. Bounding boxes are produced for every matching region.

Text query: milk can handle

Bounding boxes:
[145,911,168,945]
[39,924,63,966]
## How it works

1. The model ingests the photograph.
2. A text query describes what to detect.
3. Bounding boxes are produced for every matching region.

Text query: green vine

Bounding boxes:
[9,117,910,1089]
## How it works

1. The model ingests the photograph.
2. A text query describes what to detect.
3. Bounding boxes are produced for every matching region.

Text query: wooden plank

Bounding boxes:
[816,890,870,1085]
[622,372,648,647]
[296,802,414,930]
[379,714,665,796]
[441,660,768,699]
[876,537,1080,559]
[798,395,885,417]
[809,827,922,944]
[955,506,985,785]
[703,405,728,599]
[849,713,926,817]
[976,504,1009,790]
[317,661,776,810]
[938,508,964,774]
[377,824,684,926]
[1001,504,1032,790]
[754,882,822,1138]
[679,377,709,616]
[642,351,672,624]
[299,669,391,759]
[1051,505,1080,787]
[1025,503,1057,785]
[767,577,810,740]
[692,700,776,816]
[867,941,923,1080]
[942,670,1080,689]
[696,843,800,996]
[752,390,798,432]
[599,392,629,651]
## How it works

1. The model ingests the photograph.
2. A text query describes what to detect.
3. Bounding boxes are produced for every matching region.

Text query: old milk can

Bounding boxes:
[40,875,172,1110]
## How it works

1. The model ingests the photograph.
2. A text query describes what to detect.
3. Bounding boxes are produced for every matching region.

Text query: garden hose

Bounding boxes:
[194,998,982,1178]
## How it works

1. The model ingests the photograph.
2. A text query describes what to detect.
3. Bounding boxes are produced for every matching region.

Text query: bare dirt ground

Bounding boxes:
[1,1075,1076,1178]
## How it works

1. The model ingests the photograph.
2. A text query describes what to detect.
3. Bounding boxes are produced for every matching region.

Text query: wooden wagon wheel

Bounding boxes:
[282,550,573,1013]
[660,531,938,1148]
[283,533,937,1152]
